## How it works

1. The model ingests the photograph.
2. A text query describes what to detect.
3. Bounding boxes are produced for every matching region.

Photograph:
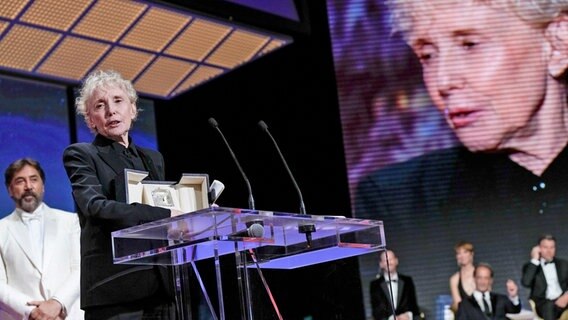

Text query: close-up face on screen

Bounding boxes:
[327,0,568,318]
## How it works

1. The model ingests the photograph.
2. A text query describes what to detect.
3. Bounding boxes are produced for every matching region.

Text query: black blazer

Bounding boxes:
[521,258,568,313]
[63,135,172,309]
[370,274,420,320]
[456,292,521,320]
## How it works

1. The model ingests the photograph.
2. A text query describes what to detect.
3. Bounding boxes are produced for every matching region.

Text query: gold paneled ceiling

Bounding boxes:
[0,0,292,99]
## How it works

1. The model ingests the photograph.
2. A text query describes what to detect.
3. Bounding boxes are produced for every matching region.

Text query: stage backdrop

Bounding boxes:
[327,1,568,319]
[0,75,74,215]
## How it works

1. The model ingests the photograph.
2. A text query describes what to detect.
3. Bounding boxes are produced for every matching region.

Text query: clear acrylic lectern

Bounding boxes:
[111,207,385,319]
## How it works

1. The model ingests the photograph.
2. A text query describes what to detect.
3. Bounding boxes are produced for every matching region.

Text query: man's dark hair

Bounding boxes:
[538,234,556,245]
[474,262,494,278]
[4,158,45,187]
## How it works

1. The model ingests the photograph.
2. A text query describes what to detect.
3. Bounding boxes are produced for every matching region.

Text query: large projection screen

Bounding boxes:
[327,1,568,319]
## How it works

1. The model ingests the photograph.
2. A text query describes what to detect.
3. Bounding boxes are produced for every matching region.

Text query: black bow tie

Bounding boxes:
[387,279,397,283]
[544,260,554,265]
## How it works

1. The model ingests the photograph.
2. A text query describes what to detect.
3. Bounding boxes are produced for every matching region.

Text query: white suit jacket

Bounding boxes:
[0,203,83,319]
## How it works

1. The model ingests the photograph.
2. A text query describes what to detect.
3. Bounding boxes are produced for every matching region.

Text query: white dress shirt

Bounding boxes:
[541,259,563,300]
[384,273,413,320]
[385,273,399,309]
[473,290,492,314]
[18,204,45,270]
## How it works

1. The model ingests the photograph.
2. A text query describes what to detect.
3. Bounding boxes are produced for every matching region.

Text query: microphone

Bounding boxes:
[209,117,255,210]
[227,223,265,239]
[208,179,225,204]
[258,120,306,214]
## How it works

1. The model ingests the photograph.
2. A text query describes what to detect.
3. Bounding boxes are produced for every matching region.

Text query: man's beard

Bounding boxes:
[16,191,42,213]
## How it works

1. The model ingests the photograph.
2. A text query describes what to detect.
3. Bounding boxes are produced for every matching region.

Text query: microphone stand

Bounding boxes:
[209,117,258,319]
[258,120,315,248]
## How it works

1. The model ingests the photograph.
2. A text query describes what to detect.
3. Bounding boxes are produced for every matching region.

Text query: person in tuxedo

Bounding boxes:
[63,70,183,320]
[0,158,83,320]
[370,250,420,320]
[522,234,568,320]
[456,263,520,320]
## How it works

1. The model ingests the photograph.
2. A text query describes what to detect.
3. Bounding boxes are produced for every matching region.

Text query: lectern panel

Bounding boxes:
[112,207,385,269]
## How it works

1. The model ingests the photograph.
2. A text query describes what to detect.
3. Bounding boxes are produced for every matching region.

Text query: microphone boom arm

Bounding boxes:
[209,118,255,210]
[258,120,306,214]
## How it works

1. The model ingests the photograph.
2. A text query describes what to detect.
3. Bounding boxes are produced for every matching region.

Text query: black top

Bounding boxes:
[112,139,146,171]
[63,134,173,309]
[458,274,469,300]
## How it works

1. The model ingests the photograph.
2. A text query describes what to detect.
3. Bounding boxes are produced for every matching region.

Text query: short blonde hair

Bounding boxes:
[454,241,474,253]
[75,70,139,133]
[387,0,568,39]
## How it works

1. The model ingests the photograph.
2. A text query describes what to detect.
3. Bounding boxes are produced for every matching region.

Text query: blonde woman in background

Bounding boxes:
[449,241,475,312]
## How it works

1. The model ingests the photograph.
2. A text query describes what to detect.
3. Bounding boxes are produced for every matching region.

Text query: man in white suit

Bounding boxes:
[0,158,83,320]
